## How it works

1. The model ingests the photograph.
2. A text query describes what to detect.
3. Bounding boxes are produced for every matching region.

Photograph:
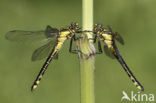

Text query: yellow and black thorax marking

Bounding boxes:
[53,26,79,55]
[57,29,76,41]
[95,28,115,54]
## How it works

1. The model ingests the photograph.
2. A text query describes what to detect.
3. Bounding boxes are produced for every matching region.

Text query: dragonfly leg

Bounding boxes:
[94,35,97,43]
[69,37,79,54]
[73,35,80,41]
[77,30,93,33]
[87,37,102,54]
[87,35,97,43]
[96,40,103,54]
[69,36,85,54]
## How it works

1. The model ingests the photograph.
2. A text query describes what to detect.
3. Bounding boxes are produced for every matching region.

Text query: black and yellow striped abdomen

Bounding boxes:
[31,43,59,91]
[31,32,69,91]
[114,46,144,91]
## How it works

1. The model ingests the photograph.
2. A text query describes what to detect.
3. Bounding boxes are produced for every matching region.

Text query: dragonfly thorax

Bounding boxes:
[102,33,113,41]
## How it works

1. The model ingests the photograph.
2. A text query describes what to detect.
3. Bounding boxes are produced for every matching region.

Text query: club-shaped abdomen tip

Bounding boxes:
[31,85,36,92]
[133,80,144,91]
[138,85,144,91]
[31,81,39,92]
[136,85,144,91]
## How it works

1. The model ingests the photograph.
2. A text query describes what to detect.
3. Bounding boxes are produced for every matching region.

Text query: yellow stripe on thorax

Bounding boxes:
[60,31,70,37]
[102,33,113,47]
[102,33,112,40]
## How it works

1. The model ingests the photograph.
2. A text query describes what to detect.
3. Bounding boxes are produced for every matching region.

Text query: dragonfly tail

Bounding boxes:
[114,49,144,91]
[31,50,58,92]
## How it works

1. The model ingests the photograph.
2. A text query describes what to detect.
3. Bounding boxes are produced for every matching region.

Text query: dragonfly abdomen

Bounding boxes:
[31,45,59,91]
[115,54,144,91]
[33,36,69,88]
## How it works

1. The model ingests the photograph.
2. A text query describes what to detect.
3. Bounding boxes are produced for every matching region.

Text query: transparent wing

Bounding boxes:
[5,25,59,43]
[103,45,115,59]
[107,25,113,32]
[114,32,124,45]
[45,25,59,38]
[107,25,124,45]
[31,38,58,61]
[5,30,48,43]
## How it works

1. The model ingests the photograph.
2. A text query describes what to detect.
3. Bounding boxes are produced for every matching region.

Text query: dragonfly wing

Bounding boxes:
[45,25,59,38]
[114,32,124,45]
[5,30,47,43]
[107,25,113,32]
[106,25,124,45]
[31,38,57,61]
[103,45,115,59]
[5,25,59,43]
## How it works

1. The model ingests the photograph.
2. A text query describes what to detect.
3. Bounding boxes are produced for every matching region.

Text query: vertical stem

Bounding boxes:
[78,0,95,103]
[82,0,93,38]
[79,56,95,103]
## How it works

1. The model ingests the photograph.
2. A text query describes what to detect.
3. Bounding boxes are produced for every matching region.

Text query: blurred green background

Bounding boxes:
[0,0,156,103]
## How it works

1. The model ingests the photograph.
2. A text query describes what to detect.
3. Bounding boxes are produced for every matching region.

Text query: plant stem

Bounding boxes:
[82,0,93,38]
[78,0,95,103]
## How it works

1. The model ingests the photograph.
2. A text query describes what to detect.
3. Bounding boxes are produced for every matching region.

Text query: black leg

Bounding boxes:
[73,35,79,41]
[94,35,97,43]
[87,35,97,42]
[69,36,87,54]
[69,37,80,54]
[77,30,93,33]
[96,40,103,54]
[92,36,103,54]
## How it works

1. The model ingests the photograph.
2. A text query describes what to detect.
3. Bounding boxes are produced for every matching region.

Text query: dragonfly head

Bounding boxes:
[94,24,103,33]
[70,22,80,32]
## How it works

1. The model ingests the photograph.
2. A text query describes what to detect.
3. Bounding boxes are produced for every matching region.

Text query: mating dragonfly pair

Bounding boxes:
[6,22,144,91]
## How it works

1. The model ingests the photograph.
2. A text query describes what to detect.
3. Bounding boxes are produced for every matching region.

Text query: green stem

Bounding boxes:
[78,0,95,103]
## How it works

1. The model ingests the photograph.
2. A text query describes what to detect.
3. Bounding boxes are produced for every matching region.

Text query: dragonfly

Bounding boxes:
[93,24,144,91]
[5,23,80,91]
